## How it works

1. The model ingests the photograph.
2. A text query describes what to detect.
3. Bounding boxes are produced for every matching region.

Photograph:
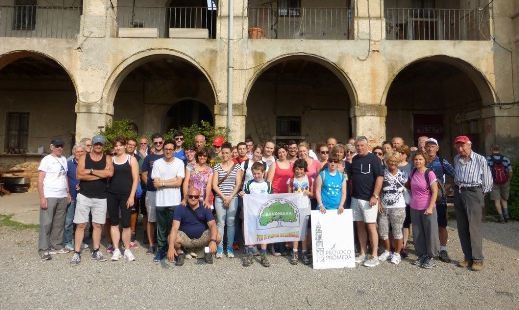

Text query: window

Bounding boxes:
[13,0,37,31]
[278,0,300,17]
[5,112,29,154]
[276,116,301,137]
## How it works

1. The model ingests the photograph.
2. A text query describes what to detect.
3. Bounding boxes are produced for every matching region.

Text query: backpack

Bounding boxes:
[491,156,509,185]
[410,168,445,201]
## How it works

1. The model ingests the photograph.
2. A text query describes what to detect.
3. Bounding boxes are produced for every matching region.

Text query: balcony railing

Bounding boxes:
[116,6,217,39]
[0,5,81,39]
[385,7,490,40]
[248,7,353,40]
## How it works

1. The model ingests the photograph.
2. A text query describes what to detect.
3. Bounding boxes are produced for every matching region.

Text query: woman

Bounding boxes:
[231,146,239,161]
[373,146,385,166]
[378,152,407,265]
[185,146,197,170]
[345,143,356,164]
[182,148,213,208]
[315,154,347,214]
[107,136,139,262]
[397,144,412,257]
[317,144,329,169]
[298,141,322,182]
[212,142,243,258]
[241,145,264,187]
[382,141,393,155]
[409,151,439,269]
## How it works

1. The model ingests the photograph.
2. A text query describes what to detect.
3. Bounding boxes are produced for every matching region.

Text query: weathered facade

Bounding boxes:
[1,0,518,160]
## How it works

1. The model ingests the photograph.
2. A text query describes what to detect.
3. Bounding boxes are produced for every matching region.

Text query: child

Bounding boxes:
[243,162,272,267]
[287,159,313,265]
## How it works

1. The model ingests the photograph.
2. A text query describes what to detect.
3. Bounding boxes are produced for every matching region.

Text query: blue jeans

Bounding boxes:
[63,200,76,246]
[215,197,238,249]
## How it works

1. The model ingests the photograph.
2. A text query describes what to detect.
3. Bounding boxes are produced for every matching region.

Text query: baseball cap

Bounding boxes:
[425,138,438,145]
[454,135,471,144]
[92,135,106,145]
[50,138,64,146]
[213,136,224,147]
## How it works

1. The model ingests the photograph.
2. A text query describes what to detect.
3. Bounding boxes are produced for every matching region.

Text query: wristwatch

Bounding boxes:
[373,194,379,199]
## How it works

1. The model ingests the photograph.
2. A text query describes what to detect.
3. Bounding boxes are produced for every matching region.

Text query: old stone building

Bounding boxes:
[1,0,518,163]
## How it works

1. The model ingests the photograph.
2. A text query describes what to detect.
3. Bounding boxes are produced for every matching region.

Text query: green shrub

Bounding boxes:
[164,120,229,149]
[98,120,138,152]
[508,161,519,220]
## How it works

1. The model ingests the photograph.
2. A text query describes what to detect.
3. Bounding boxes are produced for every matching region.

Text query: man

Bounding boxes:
[410,136,428,153]
[391,136,404,150]
[212,136,224,159]
[235,142,248,164]
[151,140,185,262]
[327,137,338,151]
[425,138,455,263]
[141,133,165,254]
[127,138,144,248]
[350,136,383,267]
[166,188,221,265]
[173,131,186,162]
[138,136,149,159]
[245,137,255,159]
[38,138,71,260]
[64,144,87,251]
[287,140,298,162]
[71,135,113,264]
[67,137,91,160]
[486,145,513,223]
[453,135,493,271]
[262,141,276,170]
[194,134,206,151]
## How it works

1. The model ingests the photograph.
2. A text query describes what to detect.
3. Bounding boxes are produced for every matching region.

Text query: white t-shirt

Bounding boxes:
[151,157,185,207]
[38,154,68,198]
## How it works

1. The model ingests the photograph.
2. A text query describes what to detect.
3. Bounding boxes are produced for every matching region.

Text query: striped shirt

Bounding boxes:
[454,151,493,193]
[214,163,241,197]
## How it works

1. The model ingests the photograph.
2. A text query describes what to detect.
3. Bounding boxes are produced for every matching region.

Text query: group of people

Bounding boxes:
[36,130,512,271]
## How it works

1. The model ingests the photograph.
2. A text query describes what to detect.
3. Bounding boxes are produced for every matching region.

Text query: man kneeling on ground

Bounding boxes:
[167,187,221,265]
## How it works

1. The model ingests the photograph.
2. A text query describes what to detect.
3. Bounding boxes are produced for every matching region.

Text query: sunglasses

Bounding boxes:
[54,145,64,148]
[188,195,200,199]
[374,152,383,156]
[94,143,103,146]
[328,159,340,163]
[175,137,184,141]
[140,142,147,145]
[320,151,329,154]
[85,144,92,147]
[153,141,163,145]
[346,151,355,155]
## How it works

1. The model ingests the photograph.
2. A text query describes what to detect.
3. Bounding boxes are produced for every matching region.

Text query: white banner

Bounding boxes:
[243,193,311,245]
[311,210,355,269]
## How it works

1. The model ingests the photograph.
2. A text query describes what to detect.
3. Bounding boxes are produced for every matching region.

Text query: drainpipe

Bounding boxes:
[227,0,234,134]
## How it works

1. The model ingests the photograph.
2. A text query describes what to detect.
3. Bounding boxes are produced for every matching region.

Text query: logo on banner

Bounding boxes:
[257,198,300,230]
[313,218,354,265]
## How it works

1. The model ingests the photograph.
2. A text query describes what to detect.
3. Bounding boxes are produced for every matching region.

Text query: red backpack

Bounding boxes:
[491,156,509,185]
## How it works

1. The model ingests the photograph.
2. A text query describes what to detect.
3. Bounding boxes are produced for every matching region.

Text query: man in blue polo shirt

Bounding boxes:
[167,187,221,265]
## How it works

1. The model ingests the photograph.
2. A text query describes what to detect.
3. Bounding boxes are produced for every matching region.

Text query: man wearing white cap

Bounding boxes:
[425,138,455,263]
[453,135,493,271]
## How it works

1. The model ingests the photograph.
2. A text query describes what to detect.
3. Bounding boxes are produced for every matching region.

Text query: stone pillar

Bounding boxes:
[81,0,118,38]
[350,104,387,147]
[75,101,112,141]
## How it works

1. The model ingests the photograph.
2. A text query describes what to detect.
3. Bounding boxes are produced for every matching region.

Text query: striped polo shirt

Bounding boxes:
[454,151,493,193]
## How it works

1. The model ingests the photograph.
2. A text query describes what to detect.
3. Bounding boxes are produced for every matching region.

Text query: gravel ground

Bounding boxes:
[1,221,518,309]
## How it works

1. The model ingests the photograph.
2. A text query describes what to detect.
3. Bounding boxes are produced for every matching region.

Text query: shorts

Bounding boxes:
[377,207,405,240]
[351,197,378,223]
[107,192,132,228]
[74,193,107,224]
[436,201,448,228]
[145,191,157,223]
[178,229,211,249]
[490,182,510,201]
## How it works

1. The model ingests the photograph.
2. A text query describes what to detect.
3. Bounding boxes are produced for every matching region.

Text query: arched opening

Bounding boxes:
[165,99,213,131]
[246,55,355,145]
[385,56,494,156]
[0,51,77,154]
[113,54,215,135]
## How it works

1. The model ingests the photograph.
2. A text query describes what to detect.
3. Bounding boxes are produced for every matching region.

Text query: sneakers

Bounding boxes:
[153,249,166,263]
[242,254,253,267]
[204,252,214,264]
[216,246,223,259]
[39,250,52,261]
[106,244,114,254]
[438,250,451,263]
[175,253,185,266]
[355,254,367,264]
[390,253,401,265]
[302,252,312,265]
[421,256,435,269]
[111,248,122,261]
[471,260,484,271]
[290,252,299,265]
[363,256,380,267]
[226,247,235,258]
[413,255,426,266]
[457,259,472,268]
[124,249,136,262]
[64,243,75,252]
[146,245,156,255]
[91,250,107,262]
[260,254,271,267]
[70,252,81,265]
[378,250,392,261]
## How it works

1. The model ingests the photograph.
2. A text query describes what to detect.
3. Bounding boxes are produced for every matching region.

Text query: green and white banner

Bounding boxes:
[243,193,311,245]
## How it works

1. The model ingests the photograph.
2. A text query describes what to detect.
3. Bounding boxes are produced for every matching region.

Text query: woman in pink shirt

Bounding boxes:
[409,151,439,269]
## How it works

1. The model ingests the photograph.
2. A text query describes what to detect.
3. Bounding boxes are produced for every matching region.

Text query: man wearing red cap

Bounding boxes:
[453,135,493,271]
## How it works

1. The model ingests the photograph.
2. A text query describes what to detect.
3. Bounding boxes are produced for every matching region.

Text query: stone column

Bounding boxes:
[350,104,387,147]
[75,101,112,141]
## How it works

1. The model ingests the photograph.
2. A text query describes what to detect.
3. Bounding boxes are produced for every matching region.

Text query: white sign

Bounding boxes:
[243,193,310,246]
[311,210,355,269]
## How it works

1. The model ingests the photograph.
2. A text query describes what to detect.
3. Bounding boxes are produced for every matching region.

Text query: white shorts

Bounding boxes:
[74,193,107,224]
[351,197,378,224]
[145,191,157,223]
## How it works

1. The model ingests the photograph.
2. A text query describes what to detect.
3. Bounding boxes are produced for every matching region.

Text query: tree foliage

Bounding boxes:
[98,120,139,152]
[259,202,297,226]
[164,120,229,149]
